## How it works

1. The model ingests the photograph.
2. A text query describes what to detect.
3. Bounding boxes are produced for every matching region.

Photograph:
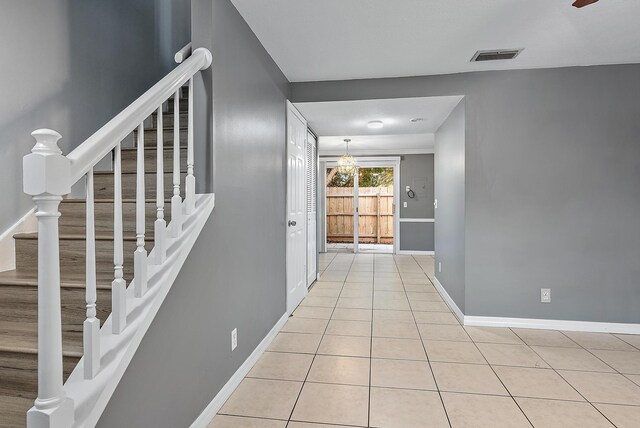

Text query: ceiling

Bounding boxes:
[295,96,463,136]
[295,96,461,154]
[231,0,640,82]
[317,134,435,156]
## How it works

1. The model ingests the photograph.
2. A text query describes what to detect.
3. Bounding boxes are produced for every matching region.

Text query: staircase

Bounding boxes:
[0,45,213,428]
[0,96,186,427]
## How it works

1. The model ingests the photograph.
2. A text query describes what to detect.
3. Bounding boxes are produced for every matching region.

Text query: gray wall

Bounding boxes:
[0,0,190,234]
[98,0,289,426]
[434,102,466,311]
[293,63,640,324]
[399,154,434,252]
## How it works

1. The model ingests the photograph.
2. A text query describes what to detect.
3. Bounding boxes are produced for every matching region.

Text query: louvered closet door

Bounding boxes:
[306,131,317,286]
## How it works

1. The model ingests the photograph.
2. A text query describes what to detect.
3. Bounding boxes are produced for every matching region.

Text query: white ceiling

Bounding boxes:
[295,96,463,136]
[231,0,640,82]
[295,96,461,154]
[318,134,435,156]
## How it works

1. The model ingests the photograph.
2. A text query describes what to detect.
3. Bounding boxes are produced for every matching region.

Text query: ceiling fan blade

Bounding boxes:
[572,0,599,8]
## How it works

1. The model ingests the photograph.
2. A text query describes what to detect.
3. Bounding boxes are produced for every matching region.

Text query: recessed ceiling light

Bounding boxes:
[367,120,384,129]
[410,118,424,123]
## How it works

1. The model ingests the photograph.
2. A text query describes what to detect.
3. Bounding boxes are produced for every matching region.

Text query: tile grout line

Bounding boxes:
[402,255,453,428]
[367,254,375,427]
[523,336,623,427]
[285,253,356,427]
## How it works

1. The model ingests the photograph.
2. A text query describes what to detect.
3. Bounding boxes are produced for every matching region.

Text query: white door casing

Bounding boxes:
[353,167,359,254]
[286,102,308,313]
[306,131,317,286]
[322,157,400,254]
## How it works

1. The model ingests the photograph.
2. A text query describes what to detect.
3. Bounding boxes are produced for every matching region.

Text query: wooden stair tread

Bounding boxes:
[120,146,187,152]
[0,270,113,290]
[0,394,31,428]
[94,170,175,176]
[0,321,82,357]
[62,198,172,203]
[14,232,141,242]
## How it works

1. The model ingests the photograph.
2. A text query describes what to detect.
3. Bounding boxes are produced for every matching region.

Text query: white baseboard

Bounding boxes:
[432,276,465,323]
[464,316,640,334]
[0,208,36,272]
[432,276,640,334]
[397,250,434,255]
[190,312,289,428]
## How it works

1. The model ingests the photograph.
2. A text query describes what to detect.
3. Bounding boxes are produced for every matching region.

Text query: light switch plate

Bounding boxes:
[231,328,238,350]
[403,202,408,208]
[541,288,551,303]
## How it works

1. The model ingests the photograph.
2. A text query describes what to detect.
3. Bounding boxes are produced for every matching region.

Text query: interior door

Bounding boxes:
[306,131,317,286]
[286,102,308,313]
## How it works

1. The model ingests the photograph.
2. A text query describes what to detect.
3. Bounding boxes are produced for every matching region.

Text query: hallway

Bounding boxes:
[209,254,640,427]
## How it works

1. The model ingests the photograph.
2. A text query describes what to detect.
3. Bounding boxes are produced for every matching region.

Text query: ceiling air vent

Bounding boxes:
[471,49,523,62]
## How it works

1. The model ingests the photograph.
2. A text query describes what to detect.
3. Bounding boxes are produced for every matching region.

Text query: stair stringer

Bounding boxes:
[62,194,214,428]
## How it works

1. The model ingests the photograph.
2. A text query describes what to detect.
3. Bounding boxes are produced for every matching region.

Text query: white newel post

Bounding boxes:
[23,129,75,428]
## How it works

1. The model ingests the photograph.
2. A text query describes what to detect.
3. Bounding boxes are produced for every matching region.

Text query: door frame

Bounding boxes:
[306,130,318,287]
[285,101,309,314]
[322,156,400,254]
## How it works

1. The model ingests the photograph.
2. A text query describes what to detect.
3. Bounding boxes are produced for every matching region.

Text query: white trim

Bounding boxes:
[399,218,435,223]
[397,250,434,255]
[432,276,640,334]
[464,316,640,335]
[189,312,289,428]
[0,208,37,272]
[66,195,215,428]
[432,276,465,324]
[323,156,401,255]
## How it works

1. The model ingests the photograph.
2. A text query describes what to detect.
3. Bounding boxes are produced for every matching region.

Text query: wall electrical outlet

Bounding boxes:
[403,202,408,208]
[231,328,238,351]
[438,262,442,273]
[541,288,551,303]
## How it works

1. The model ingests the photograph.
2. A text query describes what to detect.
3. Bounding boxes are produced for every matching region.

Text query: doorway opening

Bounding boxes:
[324,159,398,254]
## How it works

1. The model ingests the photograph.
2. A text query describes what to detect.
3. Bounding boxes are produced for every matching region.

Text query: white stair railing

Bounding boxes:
[22,45,212,428]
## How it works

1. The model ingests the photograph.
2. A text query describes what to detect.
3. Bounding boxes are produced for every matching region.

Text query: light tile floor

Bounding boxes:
[209,253,640,427]
[327,243,394,254]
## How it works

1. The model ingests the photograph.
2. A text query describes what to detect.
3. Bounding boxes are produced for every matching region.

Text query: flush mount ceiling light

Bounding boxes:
[337,138,357,175]
[367,120,384,129]
[410,118,424,123]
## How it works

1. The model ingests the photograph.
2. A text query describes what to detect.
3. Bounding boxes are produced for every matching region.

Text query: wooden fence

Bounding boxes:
[326,187,393,244]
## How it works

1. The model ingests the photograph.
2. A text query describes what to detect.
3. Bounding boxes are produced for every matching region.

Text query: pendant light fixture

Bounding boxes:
[337,138,357,175]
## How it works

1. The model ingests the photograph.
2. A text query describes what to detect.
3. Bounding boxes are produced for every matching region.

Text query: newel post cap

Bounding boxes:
[23,129,71,196]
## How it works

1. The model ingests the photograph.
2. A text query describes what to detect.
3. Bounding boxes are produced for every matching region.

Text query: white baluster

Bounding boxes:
[112,143,126,334]
[24,129,75,427]
[170,89,183,237]
[155,107,166,264]
[185,78,195,214]
[83,169,100,379]
[134,123,148,297]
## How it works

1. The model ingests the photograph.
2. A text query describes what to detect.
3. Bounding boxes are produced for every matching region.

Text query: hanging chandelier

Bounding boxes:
[337,138,357,175]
